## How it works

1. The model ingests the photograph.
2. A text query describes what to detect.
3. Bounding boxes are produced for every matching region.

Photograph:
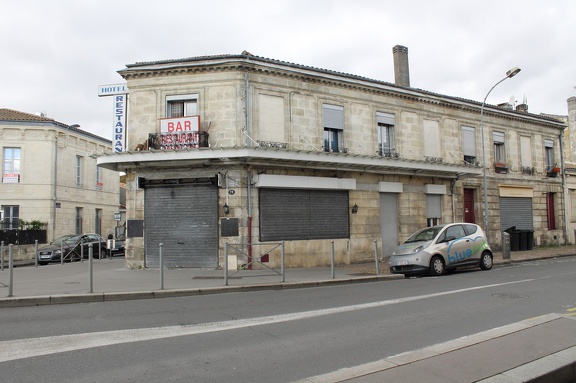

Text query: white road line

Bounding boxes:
[0,279,533,363]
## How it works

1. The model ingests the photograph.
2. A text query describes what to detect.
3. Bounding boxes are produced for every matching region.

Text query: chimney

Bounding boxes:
[515,103,528,113]
[393,45,410,87]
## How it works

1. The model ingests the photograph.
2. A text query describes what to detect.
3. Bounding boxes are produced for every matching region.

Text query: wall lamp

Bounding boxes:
[223,203,230,215]
[351,204,359,214]
[480,66,521,244]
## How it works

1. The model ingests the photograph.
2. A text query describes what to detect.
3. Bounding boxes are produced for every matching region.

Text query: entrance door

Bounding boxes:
[464,188,475,223]
[380,193,399,257]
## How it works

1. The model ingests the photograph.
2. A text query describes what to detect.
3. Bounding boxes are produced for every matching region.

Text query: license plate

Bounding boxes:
[396,260,409,266]
[40,255,51,259]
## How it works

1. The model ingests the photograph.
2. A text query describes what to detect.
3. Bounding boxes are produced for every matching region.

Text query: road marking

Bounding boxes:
[0,279,534,363]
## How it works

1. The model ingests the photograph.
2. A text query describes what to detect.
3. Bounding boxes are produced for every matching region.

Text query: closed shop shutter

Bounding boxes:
[259,189,349,241]
[144,182,218,268]
[499,197,533,231]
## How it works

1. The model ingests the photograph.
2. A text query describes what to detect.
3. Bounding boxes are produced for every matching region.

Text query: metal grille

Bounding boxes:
[499,197,534,231]
[259,189,349,241]
[144,182,218,268]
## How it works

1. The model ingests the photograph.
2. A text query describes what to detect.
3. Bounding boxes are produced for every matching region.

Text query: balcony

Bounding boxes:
[494,162,508,174]
[546,165,561,178]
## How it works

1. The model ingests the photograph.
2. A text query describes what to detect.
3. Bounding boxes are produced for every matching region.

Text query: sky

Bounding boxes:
[1,0,575,141]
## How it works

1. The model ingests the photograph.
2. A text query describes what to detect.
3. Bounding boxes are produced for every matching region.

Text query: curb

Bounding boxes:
[0,274,403,308]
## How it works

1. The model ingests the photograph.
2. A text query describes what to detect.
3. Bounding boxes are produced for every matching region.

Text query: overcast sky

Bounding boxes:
[1,0,574,140]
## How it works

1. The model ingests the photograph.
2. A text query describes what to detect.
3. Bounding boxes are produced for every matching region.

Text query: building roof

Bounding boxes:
[121,51,565,128]
[0,108,112,144]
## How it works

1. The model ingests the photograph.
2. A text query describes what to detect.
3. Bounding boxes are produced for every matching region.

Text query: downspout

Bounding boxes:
[450,179,456,223]
[560,133,568,243]
[245,71,253,269]
[52,134,58,241]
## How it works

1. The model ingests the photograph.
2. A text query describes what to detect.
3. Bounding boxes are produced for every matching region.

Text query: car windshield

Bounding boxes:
[116,233,125,241]
[404,227,443,243]
[52,235,76,246]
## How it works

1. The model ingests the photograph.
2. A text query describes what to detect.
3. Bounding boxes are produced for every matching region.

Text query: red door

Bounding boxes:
[464,189,475,223]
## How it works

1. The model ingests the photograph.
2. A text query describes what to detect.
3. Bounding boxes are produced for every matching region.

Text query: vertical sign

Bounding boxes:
[114,95,126,152]
[98,83,129,152]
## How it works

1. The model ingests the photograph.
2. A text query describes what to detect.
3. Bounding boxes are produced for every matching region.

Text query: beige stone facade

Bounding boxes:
[98,51,566,269]
[0,109,120,249]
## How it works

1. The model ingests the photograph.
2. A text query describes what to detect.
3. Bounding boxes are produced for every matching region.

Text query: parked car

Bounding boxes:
[37,234,107,265]
[110,233,125,256]
[388,223,493,278]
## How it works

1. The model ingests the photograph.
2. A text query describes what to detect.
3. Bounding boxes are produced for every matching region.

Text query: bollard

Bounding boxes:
[8,244,14,297]
[374,240,380,275]
[331,241,335,279]
[81,239,84,262]
[1,241,4,271]
[35,240,39,268]
[88,244,93,293]
[281,241,285,283]
[60,241,64,265]
[159,243,164,290]
[224,242,228,286]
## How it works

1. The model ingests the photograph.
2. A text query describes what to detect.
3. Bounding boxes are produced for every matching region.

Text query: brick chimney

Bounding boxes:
[393,45,410,87]
[516,103,528,113]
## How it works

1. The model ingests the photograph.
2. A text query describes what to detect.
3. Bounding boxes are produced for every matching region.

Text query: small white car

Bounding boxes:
[388,223,493,278]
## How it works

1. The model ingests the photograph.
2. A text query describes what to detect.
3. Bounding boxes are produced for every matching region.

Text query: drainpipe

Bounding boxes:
[245,71,253,268]
[52,134,58,241]
[450,180,456,222]
[560,133,568,243]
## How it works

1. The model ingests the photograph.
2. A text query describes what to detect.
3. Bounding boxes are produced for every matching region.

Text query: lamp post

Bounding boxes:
[480,67,521,243]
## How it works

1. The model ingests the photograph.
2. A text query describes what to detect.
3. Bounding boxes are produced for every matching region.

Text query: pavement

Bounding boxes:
[1,246,576,382]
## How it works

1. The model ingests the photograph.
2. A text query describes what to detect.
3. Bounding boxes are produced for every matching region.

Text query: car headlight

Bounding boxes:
[55,250,62,255]
[411,246,423,254]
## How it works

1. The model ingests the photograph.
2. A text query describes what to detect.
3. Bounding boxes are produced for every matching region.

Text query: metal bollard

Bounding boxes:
[88,244,93,293]
[331,241,335,279]
[60,241,64,265]
[1,241,4,271]
[281,241,285,283]
[8,244,14,297]
[224,242,228,286]
[159,243,164,290]
[374,240,380,275]
[35,240,39,268]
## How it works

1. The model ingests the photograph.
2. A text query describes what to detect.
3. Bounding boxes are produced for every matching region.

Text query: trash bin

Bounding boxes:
[505,226,520,252]
[519,231,528,251]
[526,231,534,250]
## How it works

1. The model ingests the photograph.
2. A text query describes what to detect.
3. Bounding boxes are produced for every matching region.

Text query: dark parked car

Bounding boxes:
[111,233,125,256]
[37,234,107,265]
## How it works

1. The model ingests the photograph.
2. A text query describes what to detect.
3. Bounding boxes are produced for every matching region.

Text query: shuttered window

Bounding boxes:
[259,189,349,241]
[462,126,476,164]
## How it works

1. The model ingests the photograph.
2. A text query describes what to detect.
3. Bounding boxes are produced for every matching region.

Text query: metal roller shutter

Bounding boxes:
[259,189,349,241]
[499,197,533,231]
[144,182,218,268]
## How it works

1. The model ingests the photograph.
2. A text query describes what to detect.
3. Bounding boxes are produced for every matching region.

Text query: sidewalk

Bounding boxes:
[0,245,575,307]
[1,246,575,382]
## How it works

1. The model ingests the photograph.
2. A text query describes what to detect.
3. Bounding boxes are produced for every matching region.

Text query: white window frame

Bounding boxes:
[3,147,21,181]
[166,94,199,118]
[76,155,83,186]
[377,112,395,157]
[493,131,506,164]
[462,126,476,164]
[545,139,554,170]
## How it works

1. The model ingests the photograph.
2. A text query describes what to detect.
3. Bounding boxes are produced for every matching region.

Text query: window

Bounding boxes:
[96,164,101,185]
[377,112,395,157]
[75,207,83,234]
[545,139,554,170]
[426,194,442,227]
[3,147,21,183]
[547,193,556,230]
[167,94,198,118]
[95,209,102,235]
[323,104,344,152]
[423,120,440,159]
[493,131,505,163]
[2,205,19,230]
[520,136,532,167]
[570,190,576,222]
[76,156,83,186]
[462,126,476,164]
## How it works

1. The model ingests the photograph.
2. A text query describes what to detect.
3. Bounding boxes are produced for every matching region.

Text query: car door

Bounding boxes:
[442,224,472,266]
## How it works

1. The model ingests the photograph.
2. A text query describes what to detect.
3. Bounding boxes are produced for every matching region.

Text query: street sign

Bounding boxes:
[114,212,122,221]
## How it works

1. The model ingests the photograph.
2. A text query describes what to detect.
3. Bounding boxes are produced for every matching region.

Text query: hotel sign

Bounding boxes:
[98,83,128,152]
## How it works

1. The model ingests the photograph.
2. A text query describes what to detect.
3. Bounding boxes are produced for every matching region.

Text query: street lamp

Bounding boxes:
[480,67,521,243]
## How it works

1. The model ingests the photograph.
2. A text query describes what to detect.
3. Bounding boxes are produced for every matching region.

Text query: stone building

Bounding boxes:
[97,47,566,269]
[0,109,120,243]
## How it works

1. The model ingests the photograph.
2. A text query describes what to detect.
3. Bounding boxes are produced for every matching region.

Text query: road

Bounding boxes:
[0,257,575,382]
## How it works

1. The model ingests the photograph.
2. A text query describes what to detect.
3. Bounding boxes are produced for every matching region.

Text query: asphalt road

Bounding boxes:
[1,257,575,382]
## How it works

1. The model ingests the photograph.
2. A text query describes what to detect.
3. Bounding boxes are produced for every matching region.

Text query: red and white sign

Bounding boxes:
[3,173,20,183]
[160,116,200,133]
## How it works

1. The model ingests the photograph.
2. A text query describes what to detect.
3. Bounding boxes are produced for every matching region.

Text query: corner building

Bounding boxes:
[98,48,566,269]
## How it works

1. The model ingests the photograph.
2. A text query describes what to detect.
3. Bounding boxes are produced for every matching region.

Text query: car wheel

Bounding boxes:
[480,251,493,270]
[430,255,445,276]
[39,262,48,266]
